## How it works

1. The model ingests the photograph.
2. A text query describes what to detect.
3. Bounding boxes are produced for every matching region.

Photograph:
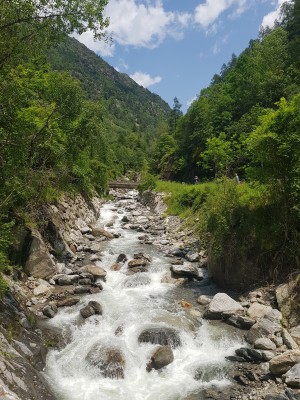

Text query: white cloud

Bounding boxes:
[130,71,162,88]
[261,0,292,28]
[194,0,251,30]
[76,0,192,56]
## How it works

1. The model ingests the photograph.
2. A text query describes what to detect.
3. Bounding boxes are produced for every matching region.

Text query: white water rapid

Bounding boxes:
[43,193,244,400]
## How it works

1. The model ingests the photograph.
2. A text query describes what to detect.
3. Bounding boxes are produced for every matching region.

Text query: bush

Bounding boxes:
[137,172,157,193]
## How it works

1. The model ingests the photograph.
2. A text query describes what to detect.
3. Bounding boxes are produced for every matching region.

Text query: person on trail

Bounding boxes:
[194,176,199,184]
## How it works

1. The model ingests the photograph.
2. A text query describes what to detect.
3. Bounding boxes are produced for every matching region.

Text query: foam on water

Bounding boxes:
[43,200,244,400]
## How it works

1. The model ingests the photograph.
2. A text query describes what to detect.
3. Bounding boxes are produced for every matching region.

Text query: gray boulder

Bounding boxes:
[42,304,57,318]
[88,300,102,315]
[283,363,300,388]
[246,309,282,344]
[80,305,95,319]
[85,345,125,379]
[254,338,277,351]
[146,346,174,372]
[204,293,244,320]
[185,251,199,262]
[170,264,202,280]
[24,229,56,279]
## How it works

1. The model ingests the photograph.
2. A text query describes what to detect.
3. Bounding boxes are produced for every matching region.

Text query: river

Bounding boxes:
[42,191,245,400]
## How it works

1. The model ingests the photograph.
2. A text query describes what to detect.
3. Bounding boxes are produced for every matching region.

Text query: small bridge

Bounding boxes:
[108,181,138,189]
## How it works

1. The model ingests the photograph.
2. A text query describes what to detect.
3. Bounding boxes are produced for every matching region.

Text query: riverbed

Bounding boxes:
[42,191,245,400]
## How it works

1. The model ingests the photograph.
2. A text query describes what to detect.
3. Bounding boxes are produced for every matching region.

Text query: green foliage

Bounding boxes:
[137,172,157,193]
[0,0,109,69]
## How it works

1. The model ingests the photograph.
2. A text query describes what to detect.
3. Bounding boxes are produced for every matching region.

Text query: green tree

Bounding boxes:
[169,97,183,133]
[0,0,109,69]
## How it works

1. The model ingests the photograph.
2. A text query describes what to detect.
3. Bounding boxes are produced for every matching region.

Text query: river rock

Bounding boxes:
[128,258,149,268]
[204,293,244,320]
[254,338,277,350]
[235,347,263,363]
[80,305,95,319]
[42,304,57,318]
[86,345,125,379]
[74,286,92,294]
[87,301,102,315]
[283,363,300,388]
[57,274,79,285]
[80,226,92,234]
[116,253,127,263]
[91,227,114,239]
[133,253,152,262]
[269,350,300,375]
[80,264,107,280]
[197,295,212,305]
[170,264,202,280]
[185,251,199,262]
[226,315,256,329]
[138,327,181,348]
[111,263,122,271]
[146,345,174,372]
[247,303,273,320]
[33,280,52,296]
[246,309,282,344]
[57,297,80,307]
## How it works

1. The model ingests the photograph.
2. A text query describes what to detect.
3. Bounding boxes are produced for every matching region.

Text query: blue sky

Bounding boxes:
[75,0,289,113]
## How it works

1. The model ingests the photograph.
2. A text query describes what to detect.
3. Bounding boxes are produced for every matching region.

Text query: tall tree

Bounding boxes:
[286,0,300,65]
[169,97,183,133]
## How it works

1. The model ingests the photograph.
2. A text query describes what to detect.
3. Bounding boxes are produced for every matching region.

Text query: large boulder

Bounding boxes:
[204,293,244,320]
[269,350,300,375]
[246,303,272,320]
[138,327,181,348]
[24,229,56,279]
[146,346,174,372]
[283,363,300,388]
[246,309,282,345]
[85,345,125,379]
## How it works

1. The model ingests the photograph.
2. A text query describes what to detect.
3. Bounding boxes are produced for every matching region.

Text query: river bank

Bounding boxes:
[0,189,299,400]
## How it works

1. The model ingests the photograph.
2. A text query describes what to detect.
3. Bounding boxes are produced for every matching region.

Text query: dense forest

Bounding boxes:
[148,0,300,287]
[0,0,299,292]
[0,0,169,293]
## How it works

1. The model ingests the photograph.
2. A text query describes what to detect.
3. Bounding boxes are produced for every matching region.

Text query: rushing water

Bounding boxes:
[43,194,244,400]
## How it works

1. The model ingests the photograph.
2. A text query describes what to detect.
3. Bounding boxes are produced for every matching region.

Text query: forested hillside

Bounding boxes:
[149,0,300,288]
[0,0,169,293]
